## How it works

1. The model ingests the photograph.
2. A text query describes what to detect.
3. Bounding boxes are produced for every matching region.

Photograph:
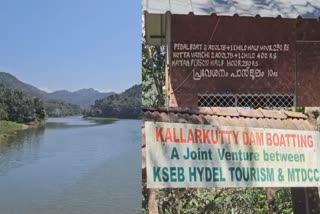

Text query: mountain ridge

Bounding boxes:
[0,72,47,97]
[0,72,115,107]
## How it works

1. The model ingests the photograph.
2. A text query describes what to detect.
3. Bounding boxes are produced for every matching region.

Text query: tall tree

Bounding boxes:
[142,39,166,107]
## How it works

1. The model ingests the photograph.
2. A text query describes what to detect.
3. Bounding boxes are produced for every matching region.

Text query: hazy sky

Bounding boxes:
[0,0,141,93]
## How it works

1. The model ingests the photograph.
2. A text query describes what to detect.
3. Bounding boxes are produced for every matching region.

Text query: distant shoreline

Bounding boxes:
[82,116,118,121]
[82,116,140,120]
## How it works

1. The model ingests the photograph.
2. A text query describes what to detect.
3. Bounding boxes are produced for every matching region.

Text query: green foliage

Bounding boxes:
[0,72,82,117]
[295,107,305,113]
[0,120,27,140]
[275,188,293,214]
[153,188,293,214]
[142,39,166,107]
[85,85,141,119]
[159,188,268,213]
[44,99,82,117]
[0,120,26,132]
[0,87,46,123]
[142,182,149,214]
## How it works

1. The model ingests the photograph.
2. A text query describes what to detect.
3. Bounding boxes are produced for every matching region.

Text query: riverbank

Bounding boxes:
[0,121,28,141]
[0,120,45,141]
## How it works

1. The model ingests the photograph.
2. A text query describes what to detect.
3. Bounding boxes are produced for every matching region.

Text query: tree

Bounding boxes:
[85,85,141,119]
[34,98,46,119]
[0,87,47,123]
[142,39,166,107]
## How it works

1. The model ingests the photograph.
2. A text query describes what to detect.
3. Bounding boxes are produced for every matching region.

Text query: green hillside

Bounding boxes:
[0,72,81,116]
[85,84,141,119]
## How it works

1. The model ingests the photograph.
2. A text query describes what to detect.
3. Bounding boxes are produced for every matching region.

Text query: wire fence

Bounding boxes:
[198,93,295,109]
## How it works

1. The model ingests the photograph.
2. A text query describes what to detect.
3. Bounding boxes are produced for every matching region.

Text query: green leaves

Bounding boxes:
[152,188,292,214]
[142,39,166,107]
[44,99,81,117]
[275,188,293,214]
[0,87,46,123]
[86,85,141,119]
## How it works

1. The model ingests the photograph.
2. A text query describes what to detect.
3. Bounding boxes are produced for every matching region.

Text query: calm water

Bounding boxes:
[0,117,141,214]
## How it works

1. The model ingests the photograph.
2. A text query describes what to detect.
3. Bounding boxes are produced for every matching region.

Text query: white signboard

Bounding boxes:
[146,121,320,188]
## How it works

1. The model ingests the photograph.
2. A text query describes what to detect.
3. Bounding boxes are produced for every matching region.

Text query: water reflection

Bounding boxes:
[0,117,118,176]
[0,126,46,175]
[46,117,117,129]
[0,117,140,214]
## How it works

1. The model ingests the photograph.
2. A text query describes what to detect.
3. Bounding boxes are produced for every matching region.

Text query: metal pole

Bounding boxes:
[165,12,171,107]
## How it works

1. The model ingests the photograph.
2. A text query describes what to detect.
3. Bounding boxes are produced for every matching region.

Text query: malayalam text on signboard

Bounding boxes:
[172,43,290,81]
[170,15,295,94]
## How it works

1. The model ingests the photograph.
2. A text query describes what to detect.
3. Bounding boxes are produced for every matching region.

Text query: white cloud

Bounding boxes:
[93,88,118,93]
[39,87,52,93]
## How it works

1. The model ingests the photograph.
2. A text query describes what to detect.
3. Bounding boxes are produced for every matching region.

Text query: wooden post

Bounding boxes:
[290,107,320,214]
[148,189,159,214]
[165,12,171,107]
[266,188,277,214]
[290,172,320,213]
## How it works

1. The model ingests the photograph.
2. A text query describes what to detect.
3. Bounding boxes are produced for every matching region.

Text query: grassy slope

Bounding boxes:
[0,121,28,141]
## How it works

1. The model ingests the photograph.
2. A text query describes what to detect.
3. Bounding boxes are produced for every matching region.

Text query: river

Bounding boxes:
[0,117,141,214]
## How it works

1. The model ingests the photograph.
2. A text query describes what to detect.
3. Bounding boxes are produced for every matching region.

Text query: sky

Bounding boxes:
[0,0,141,93]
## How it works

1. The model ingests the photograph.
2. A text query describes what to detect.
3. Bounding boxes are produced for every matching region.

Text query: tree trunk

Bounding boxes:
[148,189,159,214]
[266,188,277,214]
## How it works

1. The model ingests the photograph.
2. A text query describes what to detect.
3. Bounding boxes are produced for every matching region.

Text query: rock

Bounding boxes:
[305,107,320,130]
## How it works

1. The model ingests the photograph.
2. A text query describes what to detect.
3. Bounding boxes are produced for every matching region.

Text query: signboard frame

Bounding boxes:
[166,14,320,107]
[146,121,320,189]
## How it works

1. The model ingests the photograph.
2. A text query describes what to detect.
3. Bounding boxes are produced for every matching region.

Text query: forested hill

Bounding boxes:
[48,88,114,108]
[0,87,46,123]
[0,72,141,118]
[0,72,46,97]
[0,72,114,109]
[0,72,81,117]
[85,84,141,119]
